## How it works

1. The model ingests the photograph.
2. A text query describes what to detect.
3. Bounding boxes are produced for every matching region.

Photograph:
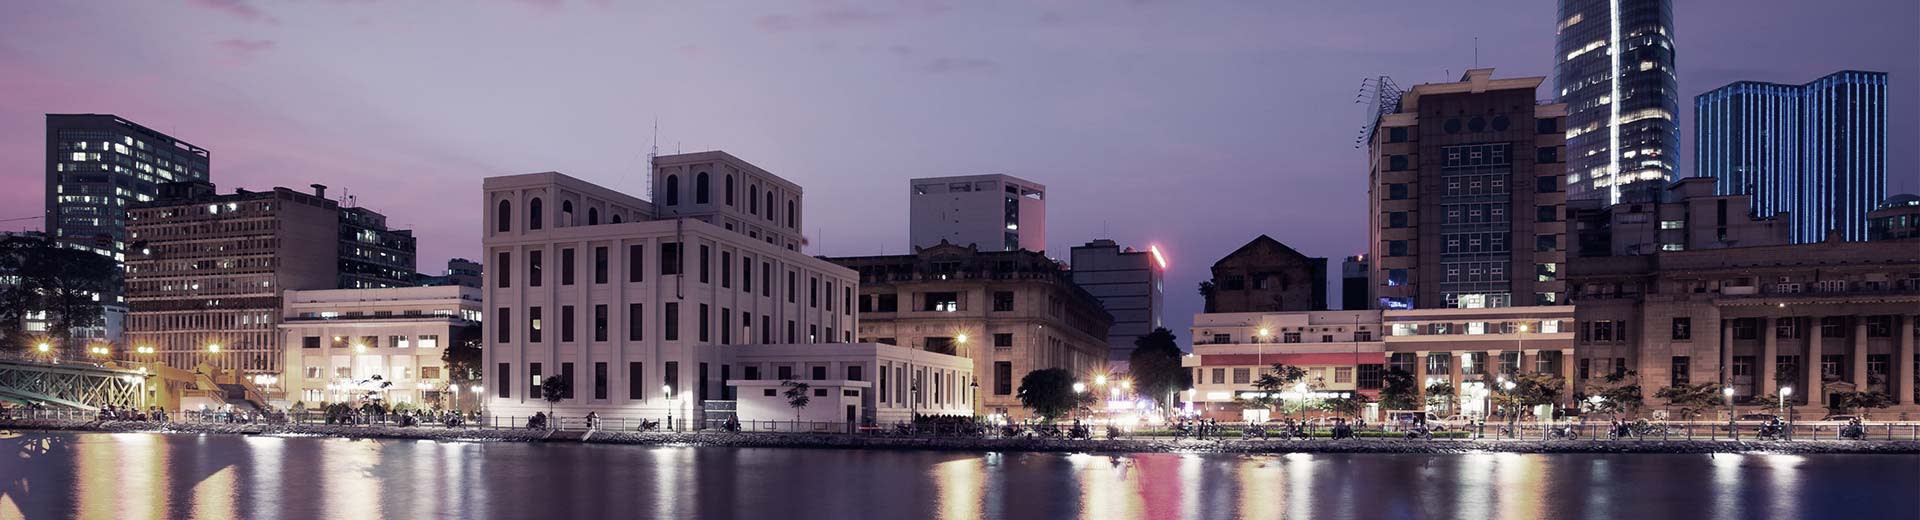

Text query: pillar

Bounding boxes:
[1720,319,1735,386]
[1761,317,1779,396]
[1851,316,1869,391]
[1413,350,1430,402]
[1897,315,1915,405]
[1453,351,1469,412]
[1559,348,1576,405]
[1807,316,1825,406]
[1520,349,1537,375]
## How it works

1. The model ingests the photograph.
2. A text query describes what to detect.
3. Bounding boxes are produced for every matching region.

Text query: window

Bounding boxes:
[876,294,898,312]
[1867,316,1893,337]
[660,243,681,275]
[924,292,959,312]
[498,363,511,398]
[1388,212,1408,228]
[993,362,1012,395]
[1536,146,1559,164]
[847,365,864,381]
[724,175,735,206]
[594,247,608,284]
[528,250,543,287]
[777,365,793,380]
[587,207,598,225]
[561,305,576,342]
[695,172,710,204]
[1232,368,1250,384]
[1389,155,1409,171]
[664,302,679,341]
[761,262,772,298]
[664,175,679,205]
[302,336,320,349]
[529,363,544,398]
[721,252,732,288]
[561,248,575,285]
[993,333,1013,348]
[497,199,512,232]
[809,277,819,308]
[1283,332,1301,343]
[811,366,827,380]
[1671,317,1691,341]
[1211,368,1226,384]
[698,304,710,342]
[1578,358,1590,380]
[594,304,608,342]
[594,362,609,400]
[720,309,732,344]
[497,251,511,288]
[528,307,543,343]
[1671,356,1691,386]
[529,198,543,229]
[699,245,711,284]
[1334,367,1352,384]
[1388,127,1408,142]
[788,201,797,229]
[1536,205,1557,223]
[418,335,439,349]
[561,201,574,226]
[1535,235,1557,252]
[390,335,409,349]
[1821,317,1845,338]
[749,185,759,214]
[628,245,644,282]
[1388,183,1408,200]
[1536,175,1558,193]
[1388,240,1408,257]
[628,303,643,341]
[497,308,511,342]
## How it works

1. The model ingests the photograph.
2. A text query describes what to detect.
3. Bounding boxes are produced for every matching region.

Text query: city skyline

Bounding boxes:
[2,0,1916,345]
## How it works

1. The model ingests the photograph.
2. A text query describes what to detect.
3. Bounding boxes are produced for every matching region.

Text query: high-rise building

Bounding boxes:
[1696,71,1889,243]
[1202,235,1326,313]
[909,175,1046,253]
[1069,239,1166,366]
[1867,195,1920,242]
[418,258,484,288]
[339,204,419,289]
[1367,69,1570,310]
[1341,255,1370,310]
[43,114,211,299]
[1554,0,1679,205]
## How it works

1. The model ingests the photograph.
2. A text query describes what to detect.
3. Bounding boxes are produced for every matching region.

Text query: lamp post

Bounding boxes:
[1780,386,1793,438]
[1501,379,1517,436]
[1072,382,1087,420]
[663,384,675,431]
[1723,386,1737,440]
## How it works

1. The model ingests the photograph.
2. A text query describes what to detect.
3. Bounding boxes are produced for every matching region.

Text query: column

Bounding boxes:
[1851,316,1869,391]
[1897,315,1915,405]
[1559,348,1576,405]
[1520,349,1537,375]
[1413,350,1430,400]
[1760,317,1779,396]
[1807,316,1824,407]
[1487,350,1503,379]
[1453,351,1469,412]
[1720,319,1735,386]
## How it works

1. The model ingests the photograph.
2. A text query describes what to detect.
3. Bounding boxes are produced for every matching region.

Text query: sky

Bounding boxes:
[2,0,1915,347]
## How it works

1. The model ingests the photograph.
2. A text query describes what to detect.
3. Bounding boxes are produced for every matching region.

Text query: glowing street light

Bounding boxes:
[206,344,221,353]
[35,342,50,353]
[1072,382,1086,394]
[1094,374,1107,387]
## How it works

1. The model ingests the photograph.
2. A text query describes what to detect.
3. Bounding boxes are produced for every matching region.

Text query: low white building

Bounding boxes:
[279,286,482,409]
[727,343,975,428]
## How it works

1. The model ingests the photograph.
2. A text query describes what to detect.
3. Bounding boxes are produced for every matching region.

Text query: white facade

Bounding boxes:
[910,174,1046,253]
[1069,239,1165,366]
[482,152,860,422]
[279,285,481,408]
[728,342,974,426]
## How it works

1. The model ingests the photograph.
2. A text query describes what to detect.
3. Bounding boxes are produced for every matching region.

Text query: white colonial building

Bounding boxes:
[483,151,947,425]
[728,343,974,428]
[279,285,482,409]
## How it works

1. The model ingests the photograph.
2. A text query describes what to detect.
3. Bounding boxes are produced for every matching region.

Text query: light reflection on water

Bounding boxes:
[0,432,1913,519]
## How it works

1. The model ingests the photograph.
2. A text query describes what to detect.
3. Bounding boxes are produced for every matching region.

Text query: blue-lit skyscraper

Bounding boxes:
[1695,71,1887,243]
[1555,0,1680,206]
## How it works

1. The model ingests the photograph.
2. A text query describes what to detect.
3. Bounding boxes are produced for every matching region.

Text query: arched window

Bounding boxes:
[587,207,599,225]
[724,175,735,206]
[529,198,544,230]
[664,175,680,206]
[787,200,796,229]
[611,214,623,224]
[561,200,575,227]
[496,199,512,232]
[749,185,760,215]
[695,172,711,204]
[766,192,775,222]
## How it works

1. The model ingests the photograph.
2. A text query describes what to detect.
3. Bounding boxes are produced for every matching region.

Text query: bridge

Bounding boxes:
[0,357,148,410]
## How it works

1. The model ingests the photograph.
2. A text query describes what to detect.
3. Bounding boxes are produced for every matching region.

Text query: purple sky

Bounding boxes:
[3,0,1915,345]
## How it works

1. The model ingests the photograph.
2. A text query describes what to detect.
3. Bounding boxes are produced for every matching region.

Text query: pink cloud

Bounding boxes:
[188,0,279,25]
[214,39,276,60]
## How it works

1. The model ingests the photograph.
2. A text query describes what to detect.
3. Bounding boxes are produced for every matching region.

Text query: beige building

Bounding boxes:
[830,242,1111,419]
[278,286,482,409]
[1383,306,1577,417]
[125,184,342,375]
[727,343,974,427]
[482,151,858,422]
[1569,238,1920,415]
[1183,310,1385,421]
[1570,177,1791,257]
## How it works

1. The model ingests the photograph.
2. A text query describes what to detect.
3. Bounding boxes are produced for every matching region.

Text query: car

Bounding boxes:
[1438,415,1478,430]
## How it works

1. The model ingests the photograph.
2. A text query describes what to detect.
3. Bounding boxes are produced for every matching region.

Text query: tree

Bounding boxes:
[1424,381,1457,414]
[1379,369,1419,410]
[540,375,570,420]
[0,235,116,355]
[1196,281,1217,313]
[1581,369,1645,418]
[1655,382,1725,421]
[1492,373,1564,426]
[781,380,812,421]
[441,327,484,387]
[1016,368,1094,422]
[1127,328,1191,416]
[1827,391,1894,418]
[1252,362,1312,419]
[1324,393,1372,418]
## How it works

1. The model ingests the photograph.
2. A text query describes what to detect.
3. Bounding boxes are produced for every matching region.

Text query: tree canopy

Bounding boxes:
[1017,368,1094,421]
[1378,369,1419,410]
[0,235,117,355]
[1127,327,1191,414]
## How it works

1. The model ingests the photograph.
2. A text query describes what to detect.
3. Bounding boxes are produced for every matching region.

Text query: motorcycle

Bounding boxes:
[1839,419,1866,440]
[1242,424,1269,440]
[638,419,661,431]
[1068,424,1092,440]
[1756,420,1787,440]
[1404,425,1433,440]
[1549,425,1580,440]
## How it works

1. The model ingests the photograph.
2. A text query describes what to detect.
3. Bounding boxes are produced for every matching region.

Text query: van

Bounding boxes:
[1385,410,1440,430]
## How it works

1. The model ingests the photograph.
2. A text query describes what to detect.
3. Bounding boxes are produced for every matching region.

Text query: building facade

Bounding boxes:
[1555,0,1679,205]
[1867,194,1920,242]
[339,205,419,289]
[909,174,1046,253]
[481,152,858,421]
[1069,239,1165,365]
[1570,177,1791,257]
[418,258,484,288]
[1368,68,1570,310]
[1341,255,1369,311]
[830,242,1111,419]
[1383,306,1577,418]
[124,185,343,375]
[726,343,974,426]
[1568,239,1920,414]
[44,114,211,267]
[1184,310,1385,421]
[279,286,482,409]
[1695,71,1889,243]
[1203,235,1326,313]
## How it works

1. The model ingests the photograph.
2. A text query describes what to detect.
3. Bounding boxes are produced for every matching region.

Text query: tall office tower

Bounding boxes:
[910,175,1046,253]
[1069,239,1166,366]
[43,114,211,296]
[1367,69,1570,310]
[1341,255,1370,310]
[125,184,343,375]
[1696,71,1888,243]
[339,204,420,288]
[1555,0,1679,205]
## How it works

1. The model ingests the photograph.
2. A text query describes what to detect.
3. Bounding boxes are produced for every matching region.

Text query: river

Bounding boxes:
[0,432,1911,519]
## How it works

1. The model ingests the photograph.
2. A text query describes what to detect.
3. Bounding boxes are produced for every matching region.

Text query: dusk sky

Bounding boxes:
[3,0,1914,345]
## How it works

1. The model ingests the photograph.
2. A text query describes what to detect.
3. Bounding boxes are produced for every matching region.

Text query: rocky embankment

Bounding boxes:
[7,418,1918,455]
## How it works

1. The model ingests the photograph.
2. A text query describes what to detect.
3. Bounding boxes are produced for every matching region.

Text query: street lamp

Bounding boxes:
[1073,382,1086,394]
[1780,386,1793,438]
[35,342,50,354]
[663,385,675,430]
[1723,386,1737,439]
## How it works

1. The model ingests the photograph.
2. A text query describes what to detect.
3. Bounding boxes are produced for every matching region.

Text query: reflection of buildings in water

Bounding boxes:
[1234,456,1284,519]
[321,439,384,518]
[934,457,984,519]
[245,436,285,518]
[1762,454,1804,520]
[1456,453,1497,519]
[1711,454,1746,520]
[191,466,238,519]
[1492,453,1544,519]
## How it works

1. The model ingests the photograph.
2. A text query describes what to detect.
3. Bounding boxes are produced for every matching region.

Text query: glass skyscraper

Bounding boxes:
[44,114,211,262]
[1696,71,1888,243]
[1554,0,1679,206]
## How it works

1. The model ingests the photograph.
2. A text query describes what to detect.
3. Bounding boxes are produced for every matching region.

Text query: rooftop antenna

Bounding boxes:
[1473,36,1479,68]
[648,118,660,205]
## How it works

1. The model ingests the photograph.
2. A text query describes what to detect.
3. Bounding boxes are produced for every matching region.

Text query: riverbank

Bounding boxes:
[8,418,1919,455]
